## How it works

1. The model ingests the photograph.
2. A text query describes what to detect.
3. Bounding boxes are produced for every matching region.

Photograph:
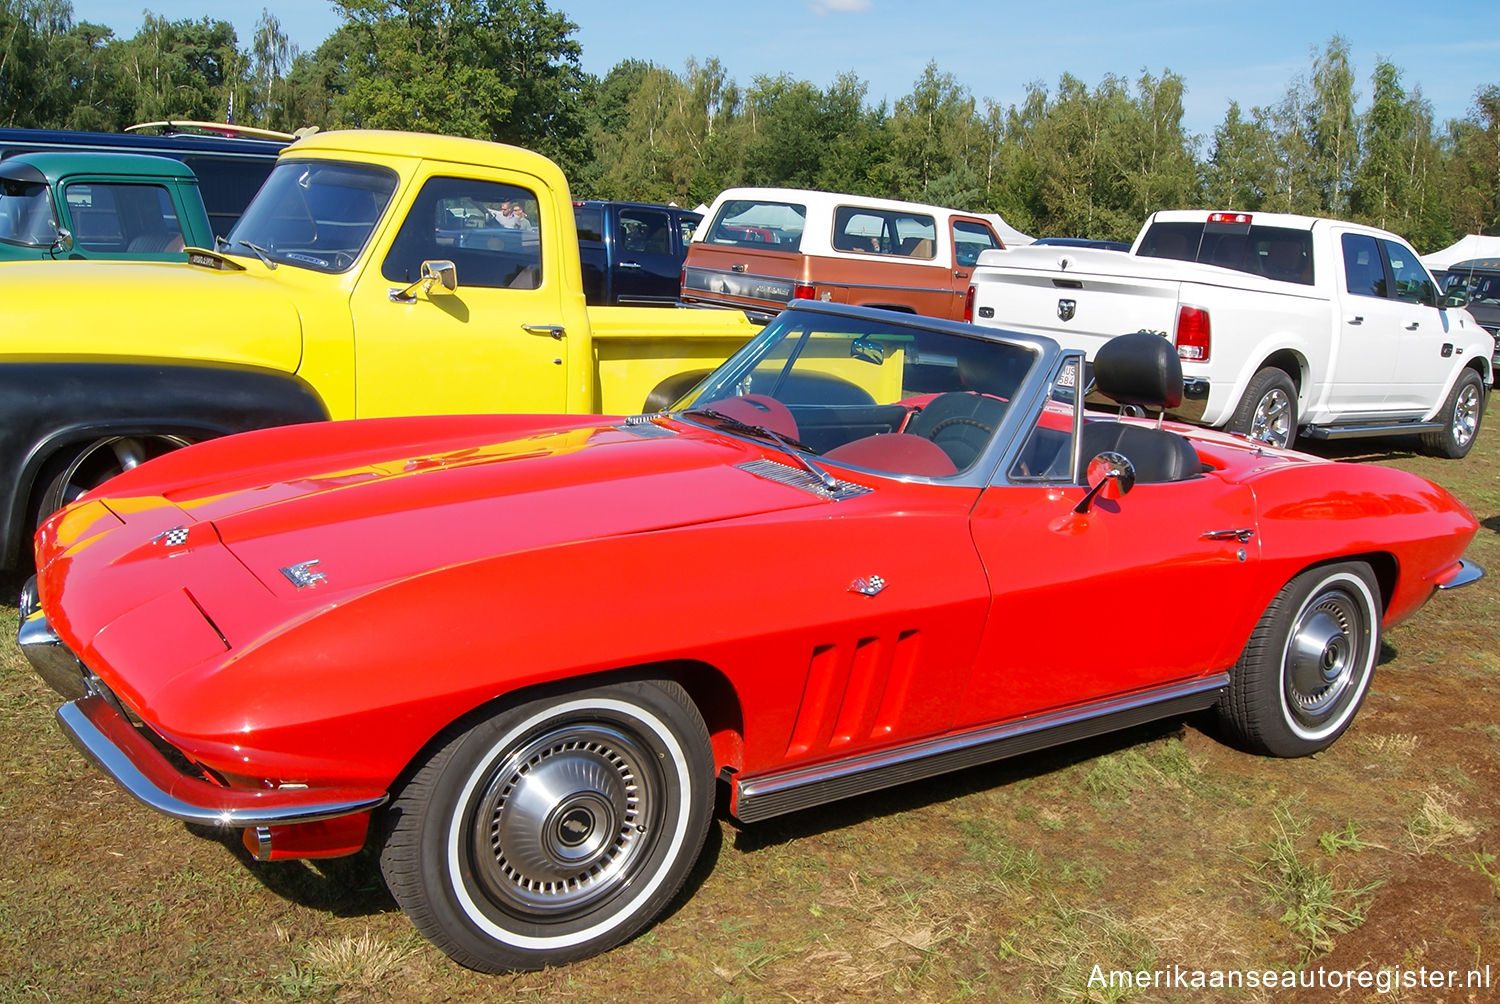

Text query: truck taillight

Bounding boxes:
[963,285,976,322]
[1207,212,1251,225]
[793,283,816,300]
[1176,305,1210,361]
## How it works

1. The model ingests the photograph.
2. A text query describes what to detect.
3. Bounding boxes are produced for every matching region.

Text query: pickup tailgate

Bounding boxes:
[969,247,1187,358]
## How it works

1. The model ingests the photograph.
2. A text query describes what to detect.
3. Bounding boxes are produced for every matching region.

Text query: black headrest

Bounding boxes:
[1093,332,1183,410]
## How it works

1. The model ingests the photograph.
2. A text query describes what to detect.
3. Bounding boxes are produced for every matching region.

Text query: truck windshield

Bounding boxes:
[225,160,397,273]
[0,179,57,247]
[1138,220,1316,286]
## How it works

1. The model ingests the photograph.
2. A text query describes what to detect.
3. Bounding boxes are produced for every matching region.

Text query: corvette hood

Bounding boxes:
[116,417,839,602]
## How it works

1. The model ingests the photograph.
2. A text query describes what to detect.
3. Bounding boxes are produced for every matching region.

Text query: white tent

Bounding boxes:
[1421,234,1500,271]
[979,212,1034,247]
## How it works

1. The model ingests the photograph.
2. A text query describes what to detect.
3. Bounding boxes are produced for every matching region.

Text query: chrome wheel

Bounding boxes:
[1217,562,1380,757]
[463,721,662,919]
[379,680,713,972]
[40,435,190,516]
[1248,388,1293,448]
[1451,380,1481,449]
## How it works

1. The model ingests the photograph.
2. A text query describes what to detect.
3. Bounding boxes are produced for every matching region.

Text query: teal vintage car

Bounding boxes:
[0,151,215,260]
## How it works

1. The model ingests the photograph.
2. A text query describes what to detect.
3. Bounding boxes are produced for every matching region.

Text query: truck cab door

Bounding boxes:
[610,206,679,305]
[949,218,1002,319]
[349,171,572,418]
[1378,237,1456,413]
[1330,231,1403,416]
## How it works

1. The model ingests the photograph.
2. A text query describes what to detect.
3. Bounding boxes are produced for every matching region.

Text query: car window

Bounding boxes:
[574,205,603,244]
[953,219,1000,266]
[1341,233,1387,298]
[1011,356,1082,482]
[1381,238,1437,306]
[0,178,56,246]
[64,182,185,253]
[231,159,396,273]
[683,308,1036,478]
[677,214,700,245]
[381,175,541,289]
[832,206,938,259]
[618,208,671,254]
[1139,219,1315,285]
[705,199,805,249]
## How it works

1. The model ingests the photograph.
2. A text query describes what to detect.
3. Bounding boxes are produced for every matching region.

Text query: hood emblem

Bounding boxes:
[280,560,327,589]
[1057,299,1077,322]
[849,575,887,597]
[152,526,190,548]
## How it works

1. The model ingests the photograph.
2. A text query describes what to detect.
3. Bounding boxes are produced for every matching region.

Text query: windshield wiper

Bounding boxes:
[683,407,842,492]
[234,240,277,269]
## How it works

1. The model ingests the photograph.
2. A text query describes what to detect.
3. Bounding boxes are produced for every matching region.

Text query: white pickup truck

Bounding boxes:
[966,210,1495,457]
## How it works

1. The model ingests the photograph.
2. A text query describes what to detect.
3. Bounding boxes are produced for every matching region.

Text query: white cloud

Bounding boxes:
[811,0,872,13]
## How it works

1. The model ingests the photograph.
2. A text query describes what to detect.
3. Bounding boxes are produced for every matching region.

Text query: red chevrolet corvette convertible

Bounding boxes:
[19,302,1482,971]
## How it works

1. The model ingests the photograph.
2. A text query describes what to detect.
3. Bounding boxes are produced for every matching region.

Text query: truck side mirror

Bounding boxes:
[388,259,458,303]
[1444,290,1470,309]
[51,227,74,255]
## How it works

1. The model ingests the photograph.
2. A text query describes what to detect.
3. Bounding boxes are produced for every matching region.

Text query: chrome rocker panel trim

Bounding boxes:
[732,674,1229,824]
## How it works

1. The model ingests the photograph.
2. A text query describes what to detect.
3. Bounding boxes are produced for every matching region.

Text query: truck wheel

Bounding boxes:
[37,435,191,520]
[1420,369,1484,459]
[1215,562,1380,757]
[378,678,714,972]
[1227,368,1297,449]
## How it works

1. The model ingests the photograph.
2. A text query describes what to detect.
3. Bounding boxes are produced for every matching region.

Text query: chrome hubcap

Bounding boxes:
[1249,389,1293,447]
[467,724,658,918]
[1452,383,1481,447]
[1284,589,1365,726]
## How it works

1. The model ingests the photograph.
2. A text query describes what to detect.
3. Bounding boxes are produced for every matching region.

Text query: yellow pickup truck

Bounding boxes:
[0,130,761,568]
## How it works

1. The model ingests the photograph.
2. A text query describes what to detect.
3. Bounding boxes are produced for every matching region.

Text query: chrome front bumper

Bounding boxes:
[17,577,387,828]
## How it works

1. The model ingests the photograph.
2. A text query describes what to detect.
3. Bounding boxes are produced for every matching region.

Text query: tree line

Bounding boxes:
[3,0,1497,250]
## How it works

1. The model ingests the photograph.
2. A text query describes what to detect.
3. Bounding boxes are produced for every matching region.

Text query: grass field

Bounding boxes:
[1,413,1497,1003]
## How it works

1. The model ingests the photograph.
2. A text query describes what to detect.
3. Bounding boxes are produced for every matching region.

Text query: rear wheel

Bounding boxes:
[1420,368,1484,458]
[1216,562,1380,757]
[1227,367,1298,449]
[378,678,714,972]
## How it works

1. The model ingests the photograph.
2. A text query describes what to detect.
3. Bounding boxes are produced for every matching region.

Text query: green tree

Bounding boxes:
[326,0,585,171]
[1305,36,1360,216]
[1202,100,1275,210]
[0,0,78,127]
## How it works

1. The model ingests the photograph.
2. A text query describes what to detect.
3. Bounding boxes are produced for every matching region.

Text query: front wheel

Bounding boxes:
[1227,367,1298,449]
[378,678,714,972]
[1216,562,1381,757]
[1420,368,1485,458]
[37,435,191,520]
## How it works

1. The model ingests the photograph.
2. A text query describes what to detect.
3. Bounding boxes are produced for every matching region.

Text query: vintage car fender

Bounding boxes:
[1,361,328,567]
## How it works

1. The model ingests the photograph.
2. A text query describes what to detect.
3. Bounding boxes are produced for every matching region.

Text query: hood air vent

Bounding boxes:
[737,459,872,501]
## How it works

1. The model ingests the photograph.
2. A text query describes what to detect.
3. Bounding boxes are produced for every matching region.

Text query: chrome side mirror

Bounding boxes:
[52,227,74,254]
[1074,451,1136,514]
[389,259,458,303]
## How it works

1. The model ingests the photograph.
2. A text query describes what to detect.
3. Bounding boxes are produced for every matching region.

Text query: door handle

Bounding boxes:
[619,261,643,269]
[523,324,566,339]
[1406,322,1420,330]
[1347,315,1364,325]
[1202,528,1256,542]
[953,270,969,279]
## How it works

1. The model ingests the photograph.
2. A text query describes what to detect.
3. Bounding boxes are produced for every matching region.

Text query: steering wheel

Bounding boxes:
[927,416,995,437]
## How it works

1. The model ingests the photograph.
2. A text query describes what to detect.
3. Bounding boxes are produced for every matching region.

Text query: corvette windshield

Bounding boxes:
[677,310,1037,478]
[224,160,397,273]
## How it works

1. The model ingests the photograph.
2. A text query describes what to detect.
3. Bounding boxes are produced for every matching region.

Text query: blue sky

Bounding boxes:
[70,1,1499,145]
